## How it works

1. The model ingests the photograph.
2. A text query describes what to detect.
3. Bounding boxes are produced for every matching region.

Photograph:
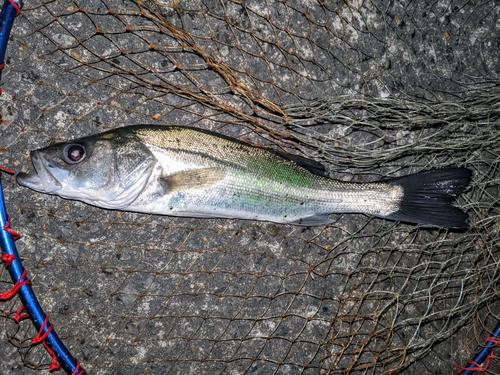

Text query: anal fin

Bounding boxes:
[290,214,334,226]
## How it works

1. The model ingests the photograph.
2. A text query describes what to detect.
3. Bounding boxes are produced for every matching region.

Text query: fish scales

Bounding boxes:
[16,125,472,228]
[130,126,402,224]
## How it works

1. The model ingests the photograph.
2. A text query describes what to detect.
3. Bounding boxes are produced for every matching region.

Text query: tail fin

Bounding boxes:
[385,168,472,228]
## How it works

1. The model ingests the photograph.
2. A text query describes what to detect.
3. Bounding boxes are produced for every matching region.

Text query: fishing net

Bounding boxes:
[1,0,499,373]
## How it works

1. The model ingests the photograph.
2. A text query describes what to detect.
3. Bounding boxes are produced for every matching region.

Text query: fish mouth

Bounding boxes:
[16,151,62,193]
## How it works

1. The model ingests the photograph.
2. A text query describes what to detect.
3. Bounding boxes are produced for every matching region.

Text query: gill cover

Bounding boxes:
[17,128,157,209]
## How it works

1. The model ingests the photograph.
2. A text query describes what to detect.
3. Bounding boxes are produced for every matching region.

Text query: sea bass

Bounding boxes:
[16,125,472,228]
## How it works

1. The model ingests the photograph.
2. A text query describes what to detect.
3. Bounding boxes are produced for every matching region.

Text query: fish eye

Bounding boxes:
[63,143,86,164]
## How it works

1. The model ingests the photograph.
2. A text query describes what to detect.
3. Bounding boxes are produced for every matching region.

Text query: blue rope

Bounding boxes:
[0,176,86,374]
[458,321,500,375]
[0,0,86,372]
[0,0,20,93]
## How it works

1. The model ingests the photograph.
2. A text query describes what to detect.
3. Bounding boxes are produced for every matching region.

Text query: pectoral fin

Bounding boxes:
[160,167,227,193]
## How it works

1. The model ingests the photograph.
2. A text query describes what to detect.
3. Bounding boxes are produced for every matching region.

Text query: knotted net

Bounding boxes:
[0,0,498,373]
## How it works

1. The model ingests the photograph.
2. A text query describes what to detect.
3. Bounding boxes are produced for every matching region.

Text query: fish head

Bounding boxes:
[16,129,157,209]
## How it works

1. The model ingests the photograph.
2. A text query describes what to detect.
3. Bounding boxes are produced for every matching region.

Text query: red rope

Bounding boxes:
[0,268,30,300]
[35,318,86,374]
[43,341,61,371]
[13,304,29,322]
[7,0,20,16]
[1,252,15,267]
[454,350,495,373]
[0,165,14,174]
[0,65,4,96]
[486,335,500,345]
[31,315,53,345]
[3,215,20,240]
[72,360,86,375]
[454,335,500,373]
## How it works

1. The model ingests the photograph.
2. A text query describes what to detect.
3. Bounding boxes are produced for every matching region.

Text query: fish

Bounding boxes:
[16,125,472,228]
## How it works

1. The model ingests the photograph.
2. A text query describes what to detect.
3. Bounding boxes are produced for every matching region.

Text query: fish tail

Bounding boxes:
[384,168,472,228]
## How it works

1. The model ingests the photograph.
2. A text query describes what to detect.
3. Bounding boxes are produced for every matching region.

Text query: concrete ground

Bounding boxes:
[0,0,499,374]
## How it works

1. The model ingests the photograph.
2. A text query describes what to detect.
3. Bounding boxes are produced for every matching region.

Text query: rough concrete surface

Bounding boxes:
[0,1,499,374]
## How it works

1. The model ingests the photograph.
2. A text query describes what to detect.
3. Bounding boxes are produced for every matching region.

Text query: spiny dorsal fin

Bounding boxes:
[160,167,227,193]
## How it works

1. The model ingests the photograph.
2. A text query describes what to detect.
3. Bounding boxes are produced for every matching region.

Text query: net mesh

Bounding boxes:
[0,0,499,374]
